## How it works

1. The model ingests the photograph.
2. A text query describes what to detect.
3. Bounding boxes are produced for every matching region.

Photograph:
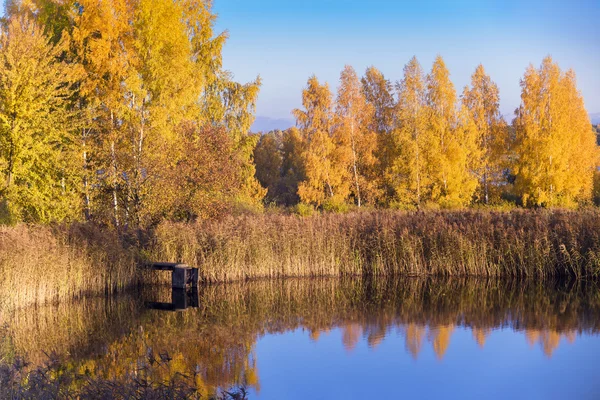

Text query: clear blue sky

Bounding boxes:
[213,0,600,121]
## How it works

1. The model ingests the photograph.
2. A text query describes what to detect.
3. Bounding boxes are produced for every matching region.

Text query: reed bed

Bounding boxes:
[152,209,600,282]
[2,210,600,308]
[0,223,137,309]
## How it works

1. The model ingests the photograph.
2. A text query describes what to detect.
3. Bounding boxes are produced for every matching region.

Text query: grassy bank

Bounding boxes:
[2,210,600,308]
[153,209,600,282]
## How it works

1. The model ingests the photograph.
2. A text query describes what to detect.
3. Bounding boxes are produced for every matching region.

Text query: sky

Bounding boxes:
[213,0,600,125]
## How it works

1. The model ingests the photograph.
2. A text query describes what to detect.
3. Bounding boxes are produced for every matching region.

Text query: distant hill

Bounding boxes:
[251,116,295,133]
[502,113,514,123]
[503,113,600,125]
[251,113,600,132]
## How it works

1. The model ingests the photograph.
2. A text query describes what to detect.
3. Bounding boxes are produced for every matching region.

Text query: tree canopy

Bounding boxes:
[0,3,598,225]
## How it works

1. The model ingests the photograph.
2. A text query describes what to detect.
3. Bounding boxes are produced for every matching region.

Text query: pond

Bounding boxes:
[2,278,600,399]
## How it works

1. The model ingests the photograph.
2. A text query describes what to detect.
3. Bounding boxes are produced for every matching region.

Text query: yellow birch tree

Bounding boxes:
[389,57,431,208]
[72,0,135,225]
[513,57,599,207]
[0,17,82,223]
[294,76,349,208]
[462,64,508,204]
[335,65,378,206]
[426,55,477,207]
[361,66,396,203]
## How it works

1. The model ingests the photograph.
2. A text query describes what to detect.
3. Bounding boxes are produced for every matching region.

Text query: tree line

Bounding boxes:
[0,0,265,226]
[254,57,600,210]
[1,1,599,228]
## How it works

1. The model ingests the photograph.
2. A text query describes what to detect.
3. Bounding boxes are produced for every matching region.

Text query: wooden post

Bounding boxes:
[172,288,188,310]
[172,266,190,289]
[190,268,199,287]
[189,287,199,308]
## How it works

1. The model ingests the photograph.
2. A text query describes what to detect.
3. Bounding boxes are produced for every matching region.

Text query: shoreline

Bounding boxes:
[2,209,600,310]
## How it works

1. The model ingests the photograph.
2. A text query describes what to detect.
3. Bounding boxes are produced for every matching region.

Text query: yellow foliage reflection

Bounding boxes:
[472,328,491,348]
[429,324,455,360]
[523,329,577,358]
[404,323,426,360]
[1,278,597,395]
[342,323,362,352]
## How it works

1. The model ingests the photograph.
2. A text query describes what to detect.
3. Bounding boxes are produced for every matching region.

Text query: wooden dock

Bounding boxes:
[149,262,199,289]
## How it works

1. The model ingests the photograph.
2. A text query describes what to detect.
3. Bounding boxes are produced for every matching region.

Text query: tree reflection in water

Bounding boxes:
[2,278,599,396]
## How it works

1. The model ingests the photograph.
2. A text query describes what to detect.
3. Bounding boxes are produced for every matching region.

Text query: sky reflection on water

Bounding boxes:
[253,325,600,399]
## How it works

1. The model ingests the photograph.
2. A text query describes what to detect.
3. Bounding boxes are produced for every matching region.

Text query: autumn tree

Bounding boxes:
[254,131,283,202]
[161,124,242,221]
[513,57,599,207]
[112,0,198,226]
[279,128,306,205]
[361,67,395,201]
[361,67,395,135]
[294,76,350,208]
[71,0,135,224]
[253,128,307,206]
[203,74,265,208]
[335,65,378,206]
[69,0,263,226]
[388,57,431,207]
[462,64,507,204]
[426,55,478,207]
[0,16,82,223]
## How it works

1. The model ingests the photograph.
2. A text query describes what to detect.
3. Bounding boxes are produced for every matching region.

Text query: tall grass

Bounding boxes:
[152,209,600,282]
[2,210,600,308]
[0,223,137,309]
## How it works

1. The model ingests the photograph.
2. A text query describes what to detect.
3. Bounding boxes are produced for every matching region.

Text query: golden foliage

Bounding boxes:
[0,0,262,227]
[513,57,599,207]
[294,76,350,208]
[462,65,508,204]
[335,65,379,206]
[0,16,83,223]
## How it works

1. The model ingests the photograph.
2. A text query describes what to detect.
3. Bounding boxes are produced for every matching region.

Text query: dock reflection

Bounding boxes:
[145,287,199,311]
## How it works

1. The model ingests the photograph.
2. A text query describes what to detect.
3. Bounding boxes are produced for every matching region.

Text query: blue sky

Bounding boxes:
[213,0,600,122]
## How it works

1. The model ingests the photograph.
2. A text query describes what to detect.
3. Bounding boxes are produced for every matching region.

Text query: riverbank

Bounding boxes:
[2,210,600,309]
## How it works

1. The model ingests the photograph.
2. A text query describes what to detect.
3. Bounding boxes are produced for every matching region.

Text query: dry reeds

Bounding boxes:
[151,209,600,282]
[0,223,137,309]
[2,209,600,309]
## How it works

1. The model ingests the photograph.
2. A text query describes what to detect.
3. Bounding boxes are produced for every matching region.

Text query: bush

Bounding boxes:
[294,202,314,216]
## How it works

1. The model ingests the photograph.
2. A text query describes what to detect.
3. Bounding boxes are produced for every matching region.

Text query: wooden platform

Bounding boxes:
[149,262,198,289]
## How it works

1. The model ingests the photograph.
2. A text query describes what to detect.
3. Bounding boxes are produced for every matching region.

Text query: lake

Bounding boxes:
[2,278,599,399]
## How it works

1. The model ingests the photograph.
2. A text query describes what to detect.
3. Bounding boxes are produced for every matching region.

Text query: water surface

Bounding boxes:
[2,278,599,399]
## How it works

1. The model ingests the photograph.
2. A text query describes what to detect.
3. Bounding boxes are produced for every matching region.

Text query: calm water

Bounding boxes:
[2,278,600,399]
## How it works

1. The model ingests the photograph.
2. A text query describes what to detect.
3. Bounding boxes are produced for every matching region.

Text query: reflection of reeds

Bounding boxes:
[3,278,598,391]
[0,344,248,400]
[152,210,600,282]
